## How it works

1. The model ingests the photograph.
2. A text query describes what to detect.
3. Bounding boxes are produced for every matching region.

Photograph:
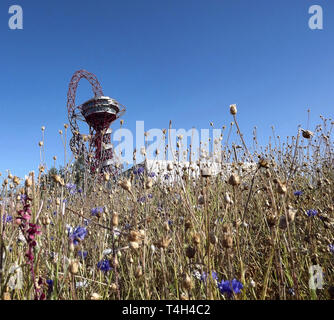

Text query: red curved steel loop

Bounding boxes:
[66,70,125,175]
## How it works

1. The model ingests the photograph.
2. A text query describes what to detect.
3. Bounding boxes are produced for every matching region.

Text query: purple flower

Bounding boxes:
[218,279,243,297]
[148,172,156,178]
[329,244,334,254]
[201,271,218,282]
[97,259,112,272]
[46,279,54,292]
[78,250,88,259]
[164,174,169,180]
[307,209,318,217]
[91,207,104,216]
[69,226,87,245]
[3,215,13,223]
[66,183,77,195]
[294,190,303,196]
[138,196,146,203]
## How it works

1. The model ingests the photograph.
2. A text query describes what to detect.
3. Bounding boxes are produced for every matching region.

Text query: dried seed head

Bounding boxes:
[64,124,69,129]
[182,274,193,290]
[279,216,287,229]
[156,237,172,249]
[110,283,117,291]
[25,177,32,188]
[112,212,119,227]
[301,129,314,139]
[277,181,287,194]
[38,141,44,147]
[258,158,269,169]
[266,213,277,227]
[167,163,173,171]
[198,194,205,205]
[145,178,153,189]
[104,172,110,181]
[192,233,201,245]
[287,206,297,222]
[129,230,141,242]
[224,192,233,204]
[119,179,132,192]
[69,260,79,274]
[52,175,64,186]
[230,104,237,115]
[228,173,240,186]
[53,156,57,161]
[180,292,189,300]
[201,168,212,177]
[185,219,192,231]
[13,176,20,185]
[135,265,143,278]
[209,232,218,245]
[185,246,196,259]
[129,241,140,250]
[90,293,102,300]
[222,234,233,248]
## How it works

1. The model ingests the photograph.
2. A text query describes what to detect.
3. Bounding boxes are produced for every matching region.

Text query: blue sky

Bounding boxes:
[1,0,334,177]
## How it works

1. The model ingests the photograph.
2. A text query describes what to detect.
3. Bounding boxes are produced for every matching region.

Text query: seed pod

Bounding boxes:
[277,181,287,194]
[301,129,314,139]
[258,158,269,169]
[104,172,110,181]
[119,179,131,192]
[69,260,79,274]
[145,178,153,189]
[129,231,140,242]
[209,232,218,245]
[129,241,140,250]
[24,177,32,187]
[228,173,240,186]
[230,104,237,115]
[167,163,173,171]
[90,293,102,300]
[185,246,196,259]
[135,265,143,278]
[185,219,192,231]
[110,283,117,291]
[192,233,201,246]
[198,194,205,205]
[222,234,233,248]
[267,213,277,227]
[112,212,119,227]
[201,168,212,177]
[182,274,193,290]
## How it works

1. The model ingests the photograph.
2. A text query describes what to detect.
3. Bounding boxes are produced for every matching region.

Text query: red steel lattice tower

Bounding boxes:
[66,69,125,174]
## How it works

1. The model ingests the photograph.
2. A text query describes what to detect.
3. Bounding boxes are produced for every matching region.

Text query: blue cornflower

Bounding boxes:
[307,209,318,217]
[78,188,82,193]
[201,271,218,282]
[294,190,303,196]
[168,220,173,226]
[148,194,153,199]
[69,226,87,245]
[97,259,112,272]
[84,219,90,226]
[329,244,334,254]
[148,172,156,178]
[78,250,88,259]
[138,196,146,203]
[66,183,77,195]
[164,174,169,180]
[46,279,54,293]
[218,279,243,297]
[91,207,104,216]
[53,211,57,216]
[3,215,13,223]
